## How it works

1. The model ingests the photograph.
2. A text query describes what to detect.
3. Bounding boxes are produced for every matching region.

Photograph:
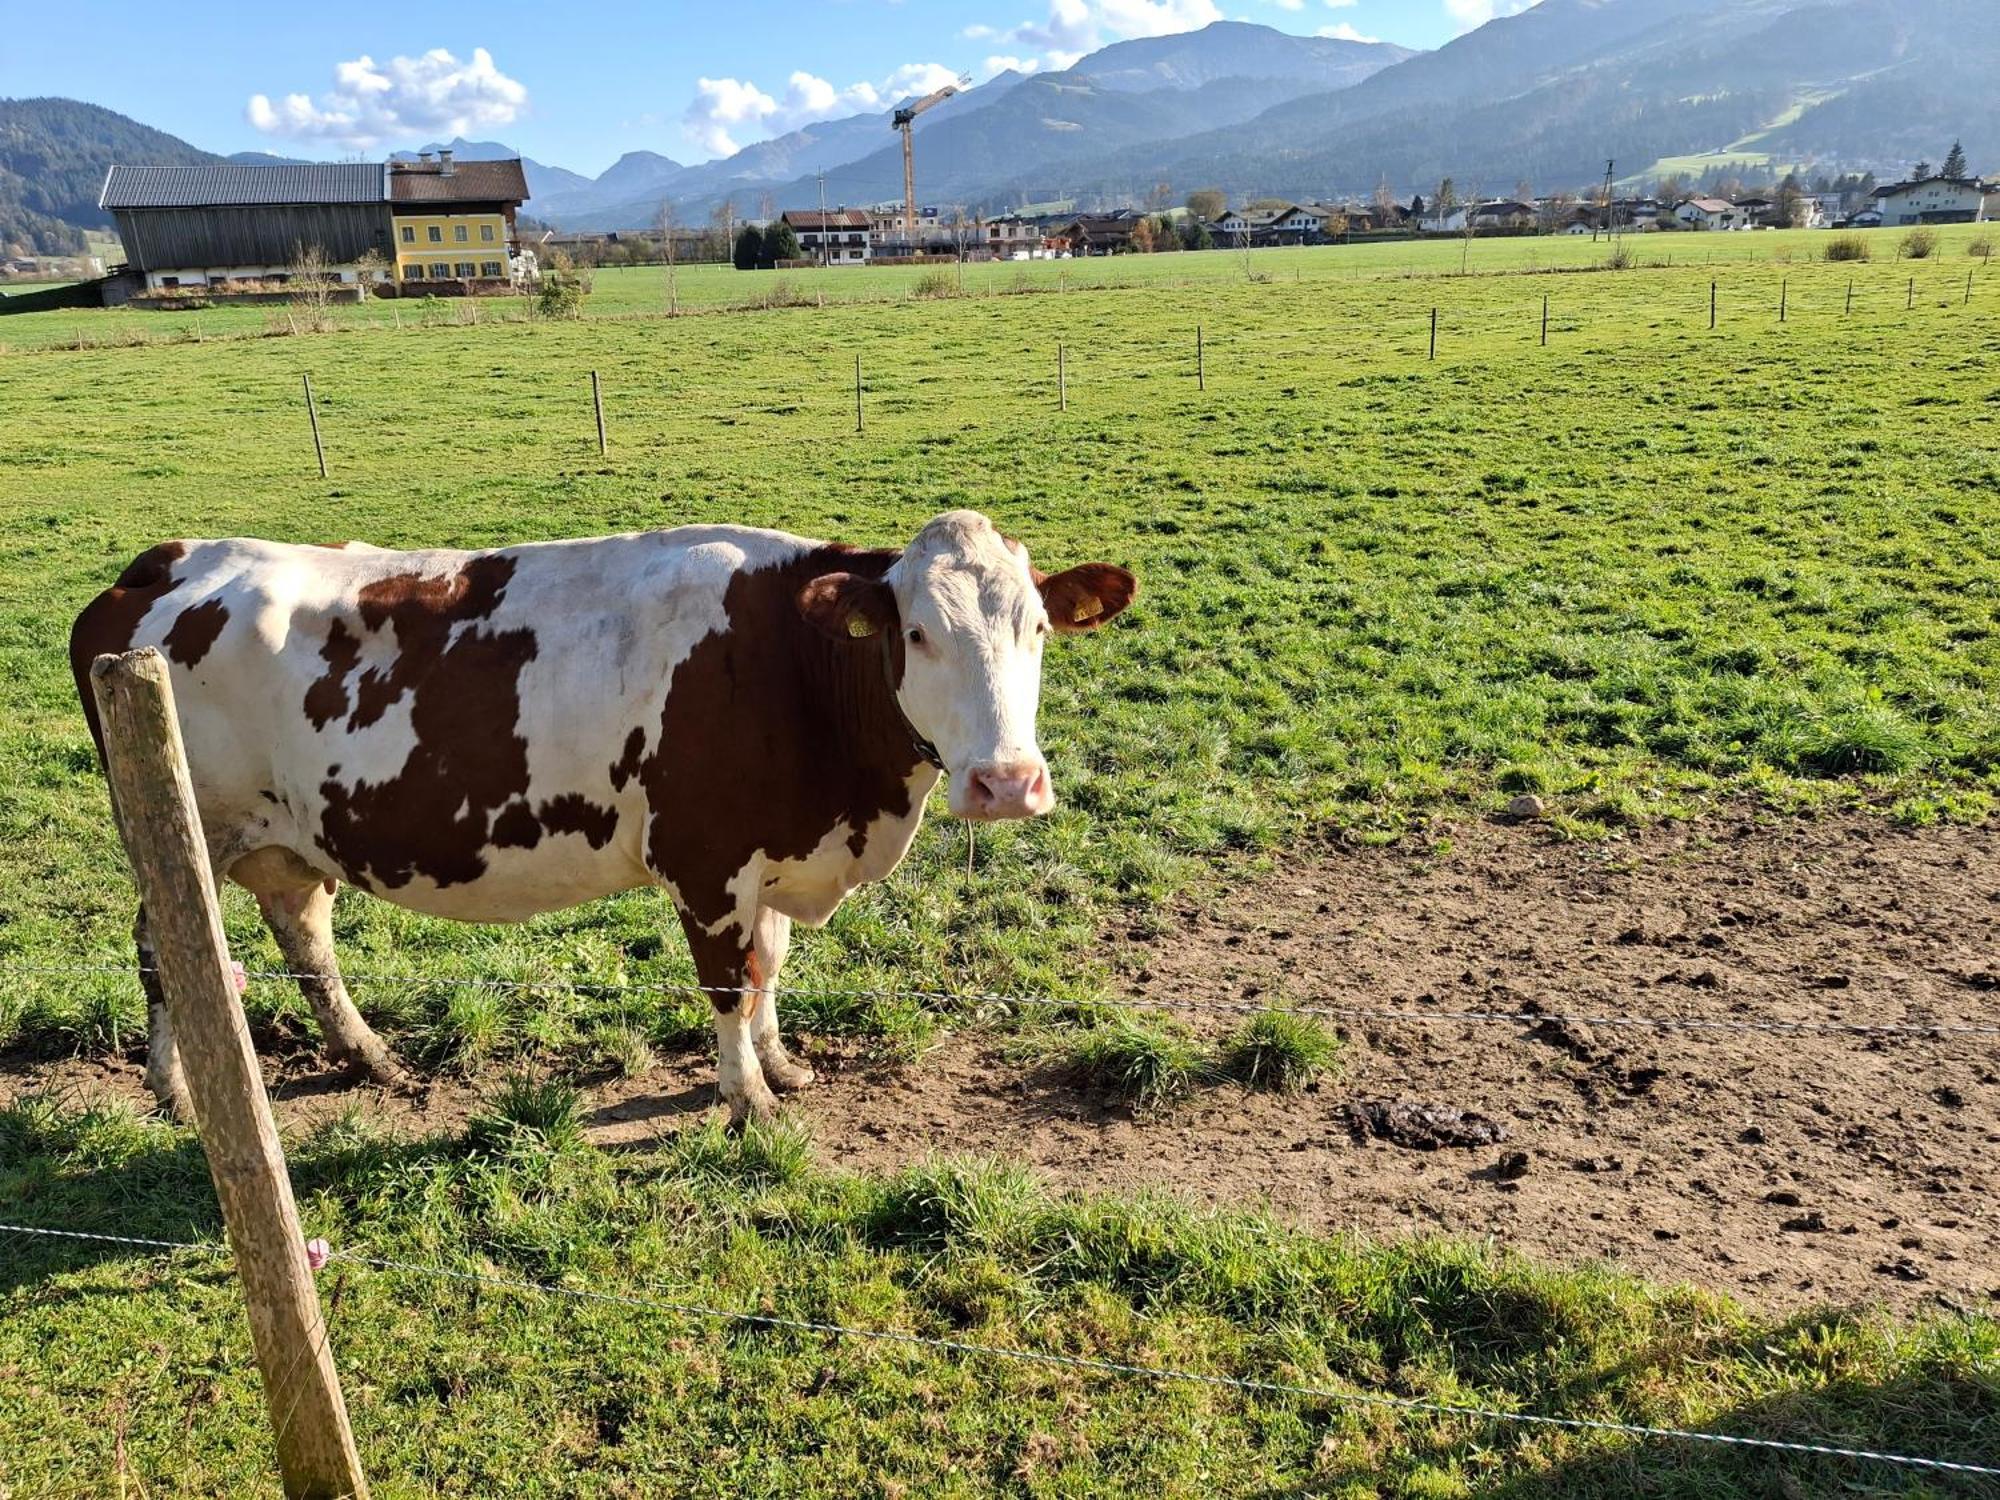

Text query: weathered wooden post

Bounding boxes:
[1907,275,1914,310]
[591,371,607,456]
[1540,294,1548,346]
[1710,280,1717,329]
[854,354,863,434]
[1967,267,1975,306]
[1196,325,1205,390]
[302,374,327,480]
[1845,278,1853,316]
[90,650,369,1500]
[1428,306,1437,360]
[1779,277,1787,322]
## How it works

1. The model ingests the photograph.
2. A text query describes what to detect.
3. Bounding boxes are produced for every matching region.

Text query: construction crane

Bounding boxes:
[891,74,970,236]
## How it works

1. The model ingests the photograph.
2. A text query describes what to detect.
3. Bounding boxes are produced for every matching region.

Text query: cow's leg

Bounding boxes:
[676,907,777,1127]
[254,880,404,1087]
[748,906,814,1092]
[134,903,193,1119]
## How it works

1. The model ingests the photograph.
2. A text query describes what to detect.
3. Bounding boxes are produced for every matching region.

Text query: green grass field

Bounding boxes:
[3,229,1998,1494]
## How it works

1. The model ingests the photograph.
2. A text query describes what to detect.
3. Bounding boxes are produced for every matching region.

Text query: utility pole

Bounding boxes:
[817,173,829,269]
[1599,158,1615,242]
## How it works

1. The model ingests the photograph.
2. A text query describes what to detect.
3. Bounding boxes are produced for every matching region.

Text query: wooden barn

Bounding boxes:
[100,163,395,292]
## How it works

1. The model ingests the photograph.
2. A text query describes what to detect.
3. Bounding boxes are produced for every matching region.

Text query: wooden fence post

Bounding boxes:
[1967,268,1975,306]
[302,375,326,481]
[90,649,369,1500]
[1428,306,1437,360]
[590,371,607,456]
[1845,278,1853,316]
[1709,280,1716,329]
[1196,325,1204,391]
[854,355,863,434]
[1907,275,1914,311]
[1779,277,1787,323]
[1540,294,1548,346]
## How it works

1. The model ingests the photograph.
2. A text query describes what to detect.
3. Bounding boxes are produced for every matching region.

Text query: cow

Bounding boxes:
[70,510,1137,1124]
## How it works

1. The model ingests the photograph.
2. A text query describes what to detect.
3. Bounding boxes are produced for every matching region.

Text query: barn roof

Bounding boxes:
[389,159,530,204]
[101,163,387,209]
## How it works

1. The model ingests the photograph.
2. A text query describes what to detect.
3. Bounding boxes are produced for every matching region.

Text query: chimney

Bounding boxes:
[439,148,455,176]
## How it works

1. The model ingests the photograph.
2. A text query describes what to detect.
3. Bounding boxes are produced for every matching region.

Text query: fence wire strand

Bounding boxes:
[3,960,1996,1040]
[2,1221,1994,1480]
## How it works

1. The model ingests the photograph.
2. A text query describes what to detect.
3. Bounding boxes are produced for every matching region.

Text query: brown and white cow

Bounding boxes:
[71,510,1136,1123]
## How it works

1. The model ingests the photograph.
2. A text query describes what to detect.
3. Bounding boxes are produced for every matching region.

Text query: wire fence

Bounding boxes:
[3,1220,1995,1481]
[4,960,1997,1040]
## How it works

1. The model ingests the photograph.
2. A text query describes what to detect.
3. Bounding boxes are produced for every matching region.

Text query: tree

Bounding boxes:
[1776,171,1806,228]
[1147,181,1174,212]
[1514,177,1534,206]
[1180,218,1213,251]
[1185,188,1227,223]
[763,220,800,267]
[1130,216,1157,253]
[1409,194,1425,217]
[286,242,337,332]
[1912,160,1933,182]
[732,222,762,271]
[1322,211,1348,241]
[1655,172,1687,204]
[1372,176,1396,219]
[1150,213,1179,251]
[654,199,680,315]
[1942,140,1968,179]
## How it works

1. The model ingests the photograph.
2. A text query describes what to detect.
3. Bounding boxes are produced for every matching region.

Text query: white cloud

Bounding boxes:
[1444,0,1533,31]
[682,62,962,158]
[1269,0,1305,11]
[1316,20,1380,39]
[984,54,1042,76]
[246,47,527,149]
[1321,0,1359,8]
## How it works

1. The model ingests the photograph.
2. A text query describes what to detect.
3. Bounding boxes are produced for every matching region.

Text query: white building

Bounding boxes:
[781,209,872,264]
[1672,197,1750,231]
[1873,178,1992,225]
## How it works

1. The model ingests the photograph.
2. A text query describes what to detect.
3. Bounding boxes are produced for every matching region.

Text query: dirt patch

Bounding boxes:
[7,808,1998,1316]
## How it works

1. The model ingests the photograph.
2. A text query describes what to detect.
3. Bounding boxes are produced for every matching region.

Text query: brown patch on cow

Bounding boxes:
[538,793,619,851]
[69,541,189,758]
[1036,563,1138,633]
[163,598,229,667]
[608,727,647,791]
[645,546,922,992]
[491,801,542,849]
[303,619,362,730]
[314,556,540,890]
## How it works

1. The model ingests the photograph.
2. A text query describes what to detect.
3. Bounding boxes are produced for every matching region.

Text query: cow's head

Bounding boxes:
[798,510,1136,820]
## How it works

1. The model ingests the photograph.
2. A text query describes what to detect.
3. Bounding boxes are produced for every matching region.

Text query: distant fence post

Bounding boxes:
[1428,306,1437,360]
[1057,342,1066,412]
[1779,277,1787,323]
[1540,294,1548,347]
[1907,276,1915,311]
[89,648,369,1500]
[854,355,863,434]
[302,374,326,480]
[1967,268,1975,306]
[1845,278,1853,316]
[1196,325,1205,391]
[591,371,607,456]
[1709,281,1717,330]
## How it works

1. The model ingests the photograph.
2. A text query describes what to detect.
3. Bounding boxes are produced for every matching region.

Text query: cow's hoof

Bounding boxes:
[332,1042,411,1092]
[725,1086,780,1132]
[761,1053,816,1093]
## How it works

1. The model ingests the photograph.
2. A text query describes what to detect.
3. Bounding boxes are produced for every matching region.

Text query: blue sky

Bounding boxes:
[1,0,1511,177]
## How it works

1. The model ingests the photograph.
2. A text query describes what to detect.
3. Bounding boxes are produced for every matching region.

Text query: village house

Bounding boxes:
[1049,214,1139,256]
[982,214,1044,258]
[100,152,528,296]
[1873,177,1993,225]
[1468,200,1535,230]
[1671,196,1750,231]
[781,208,873,263]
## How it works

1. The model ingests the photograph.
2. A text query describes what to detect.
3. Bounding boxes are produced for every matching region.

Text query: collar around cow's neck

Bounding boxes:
[877,631,945,773]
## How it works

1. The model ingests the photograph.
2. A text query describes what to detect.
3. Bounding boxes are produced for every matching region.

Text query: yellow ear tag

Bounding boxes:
[1072,596,1104,623]
[846,614,877,638]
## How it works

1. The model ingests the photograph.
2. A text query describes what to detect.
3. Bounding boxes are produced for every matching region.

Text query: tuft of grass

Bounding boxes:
[466,1072,585,1156]
[1065,1015,1211,1109]
[1219,1010,1340,1093]
[587,1021,656,1078]
[1823,234,1870,263]
[662,1113,814,1187]
[1899,227,1939,261]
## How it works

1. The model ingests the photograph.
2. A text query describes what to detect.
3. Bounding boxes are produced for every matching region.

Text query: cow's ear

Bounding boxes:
[1037,563,1137,633]
[797,572,899,641]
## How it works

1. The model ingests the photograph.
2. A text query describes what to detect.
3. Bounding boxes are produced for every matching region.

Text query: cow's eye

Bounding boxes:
[906,627,925,646]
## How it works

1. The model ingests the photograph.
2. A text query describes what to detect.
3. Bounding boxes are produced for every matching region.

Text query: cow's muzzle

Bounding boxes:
[953,758,1055,821]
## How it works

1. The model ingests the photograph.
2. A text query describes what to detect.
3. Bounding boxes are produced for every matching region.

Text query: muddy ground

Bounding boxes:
[8,808,1997,1316]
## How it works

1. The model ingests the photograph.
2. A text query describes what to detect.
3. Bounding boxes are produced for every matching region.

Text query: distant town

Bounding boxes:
[4,146,1992,301]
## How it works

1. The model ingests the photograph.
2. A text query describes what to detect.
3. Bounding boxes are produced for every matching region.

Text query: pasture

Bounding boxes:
[3,229,1998,1494]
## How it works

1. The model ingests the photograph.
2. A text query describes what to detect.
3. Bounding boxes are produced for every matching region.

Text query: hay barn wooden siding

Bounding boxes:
[114,204,392,272]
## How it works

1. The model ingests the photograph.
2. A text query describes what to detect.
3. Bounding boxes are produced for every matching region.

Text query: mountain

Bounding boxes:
[398,137,597,212]
[1054,0,2000,201]
[0,96,221,254]
[1069,20,1412,93]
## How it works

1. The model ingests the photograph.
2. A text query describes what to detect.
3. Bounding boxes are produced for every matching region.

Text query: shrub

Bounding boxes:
[1604,242,1635,271]
[912,269,958,300]
[1220,1011,1340,1093]
[536,270,585,319]
[1968,234,1993,260]
[1823,234,1869,263]
[1066,1016,1210,1109]
[1899,228,1938,260]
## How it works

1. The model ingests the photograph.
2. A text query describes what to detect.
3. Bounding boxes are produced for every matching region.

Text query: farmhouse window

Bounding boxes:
[428,263,450,279]
[401,226,416,243]
[480,260,503,277]
[481,224,495,242]
[454,225,468,242]
[428,226,443,243]
[404,265,424,281]
[454,262,477,277]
